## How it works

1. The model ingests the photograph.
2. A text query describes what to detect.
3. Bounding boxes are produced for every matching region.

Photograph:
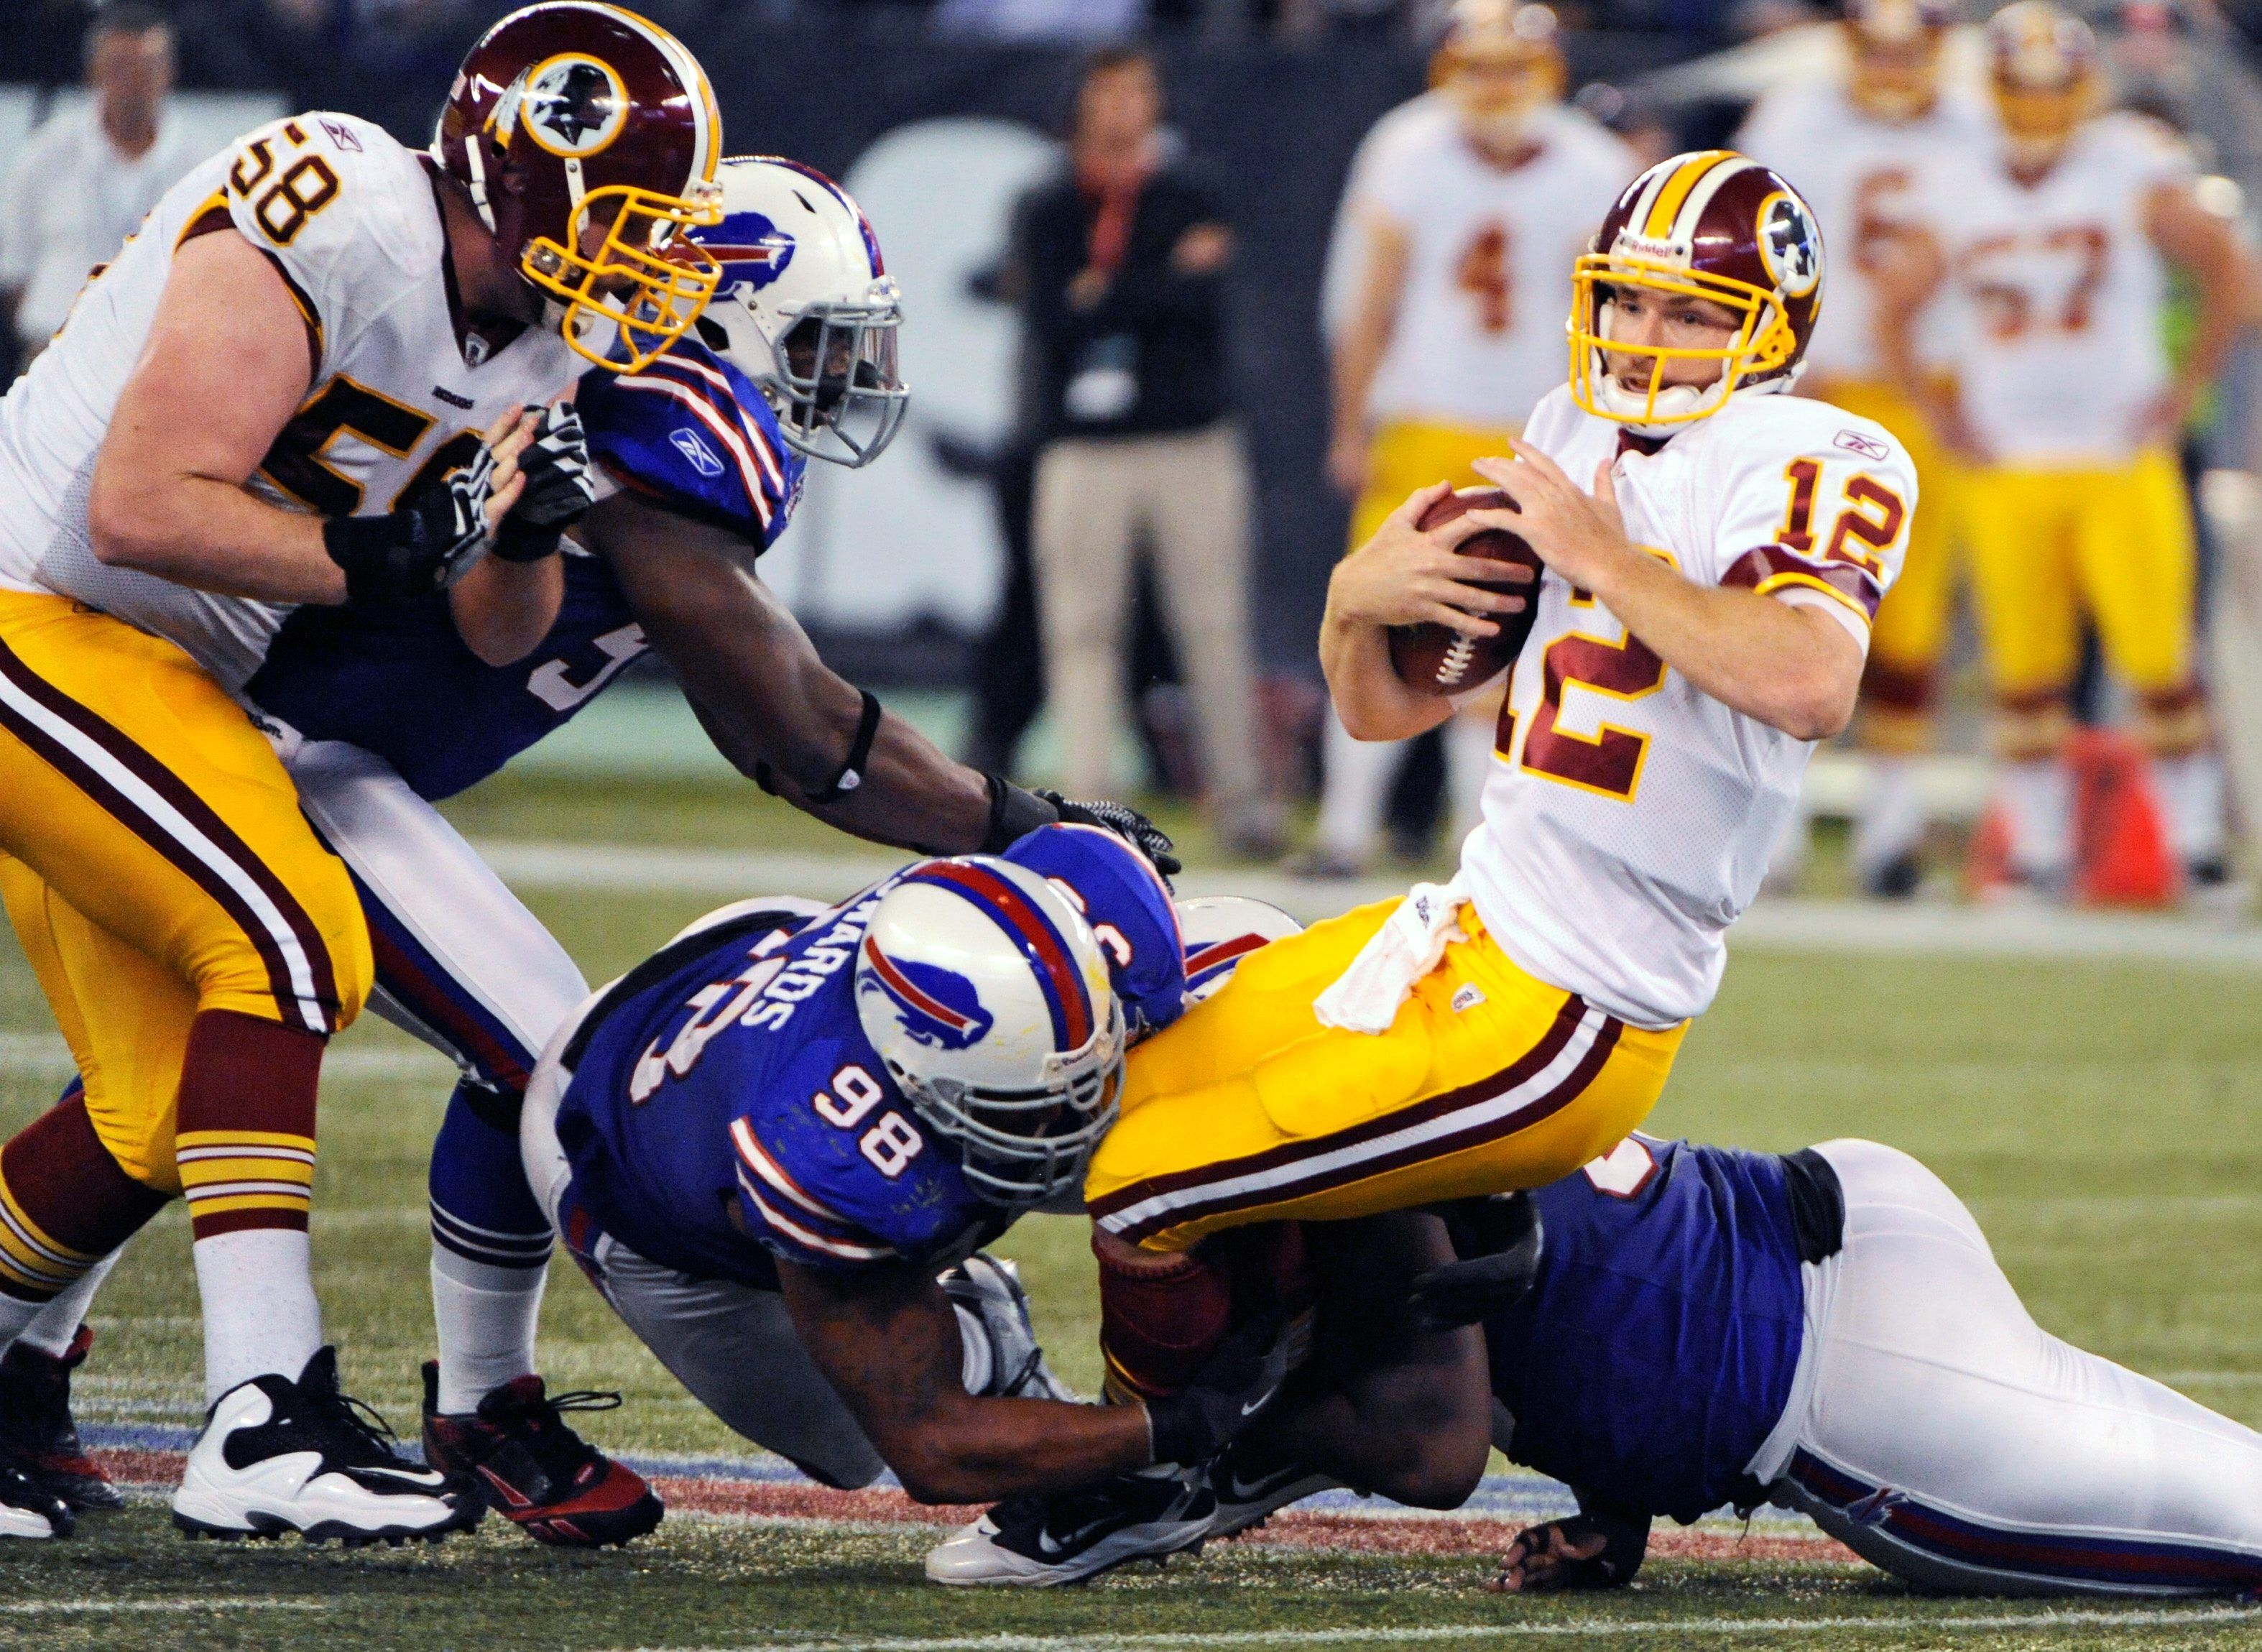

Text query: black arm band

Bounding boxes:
[982,775,1061,853]
[806,689,884,806]
[1143,1395,1213,1469]
[322,512,440,606]
[491,514,563,563]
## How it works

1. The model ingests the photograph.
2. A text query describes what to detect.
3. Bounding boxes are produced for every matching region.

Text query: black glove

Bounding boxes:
[1494,1508,1649,1592]
[494,402,599,563]
[1035,790,1182,887]
[1144,1306,1299,1467]
[1410,1191,1543,1332]
[323,443,494,604]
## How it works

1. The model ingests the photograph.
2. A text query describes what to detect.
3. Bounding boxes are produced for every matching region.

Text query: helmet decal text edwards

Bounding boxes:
[520,54,629,158]
[1758,193,1823,298]
[691,210,798,301]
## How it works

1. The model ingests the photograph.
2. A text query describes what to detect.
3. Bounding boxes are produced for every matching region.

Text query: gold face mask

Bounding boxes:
[521,178,725,372]
[1567,254,1797,427]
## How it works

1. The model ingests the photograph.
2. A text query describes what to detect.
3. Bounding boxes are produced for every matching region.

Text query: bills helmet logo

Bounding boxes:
[1758,193,1822,298]
[860,937,994,1052]
[517,56,628,158]
[693,211,797,303]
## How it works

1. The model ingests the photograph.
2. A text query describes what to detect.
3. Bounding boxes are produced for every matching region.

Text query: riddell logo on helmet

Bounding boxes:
[515,54,629,157]
[1611,230,1688,265]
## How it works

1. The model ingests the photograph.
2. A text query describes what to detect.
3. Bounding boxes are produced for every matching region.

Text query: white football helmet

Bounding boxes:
[856,858,1126,1209]
[685,154,909,467]
[1174,896,1302,1004]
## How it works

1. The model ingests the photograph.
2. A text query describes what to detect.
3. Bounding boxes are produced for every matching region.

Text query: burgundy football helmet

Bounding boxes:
[434,1,724,370]
[1569,149,1826,432]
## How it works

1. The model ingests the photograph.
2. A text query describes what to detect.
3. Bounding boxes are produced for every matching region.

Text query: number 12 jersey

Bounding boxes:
[1459,387,1916,1028]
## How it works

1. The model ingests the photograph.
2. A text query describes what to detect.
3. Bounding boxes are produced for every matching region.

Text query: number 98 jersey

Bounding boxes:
[1459,386,1916,1029]
[0,111,581,691]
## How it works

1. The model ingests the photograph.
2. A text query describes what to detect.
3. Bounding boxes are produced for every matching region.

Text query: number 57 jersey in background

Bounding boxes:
[0,110,581,693]
[1459,383,1916,1030]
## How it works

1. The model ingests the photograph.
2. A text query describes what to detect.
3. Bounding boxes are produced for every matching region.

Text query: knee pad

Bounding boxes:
[1095,1223,1310,1402]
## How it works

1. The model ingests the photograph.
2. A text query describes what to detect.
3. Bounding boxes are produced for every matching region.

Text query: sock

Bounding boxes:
[1852,755,1926,880]
[2153,751,2228,867]
[19,1250,121,1360]
[951,1303,995,1396]
[0,1084,166,1360]
[1315,712,1399,864]
[428,1080,552,1413]
[1998,759,2074,885]
[195,1229,320,1403]
[174,1010,327,1402]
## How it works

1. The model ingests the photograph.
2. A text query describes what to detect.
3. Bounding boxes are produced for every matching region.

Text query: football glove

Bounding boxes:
[322,443,494,604]
[494,402,599,563]
[1034,790,1182,886]
[1143,1304,1304,1468]
[1410,1191,1543,1332]
[1492,1508,1650,1592]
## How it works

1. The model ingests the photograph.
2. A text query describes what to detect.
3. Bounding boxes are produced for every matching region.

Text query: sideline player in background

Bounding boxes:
[933,152,1920,1580]
[1881,2,2254,900]
[1735,0,1990,896]
[0,1,726,1543]
[1307,0,1633,877]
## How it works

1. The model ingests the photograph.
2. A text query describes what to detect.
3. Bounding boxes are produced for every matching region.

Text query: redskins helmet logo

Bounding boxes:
[517,54,629,158]
[1757,192,1822,298]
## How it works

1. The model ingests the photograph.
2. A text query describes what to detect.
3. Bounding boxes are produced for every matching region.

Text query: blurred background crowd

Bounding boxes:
[8,0,2262,904]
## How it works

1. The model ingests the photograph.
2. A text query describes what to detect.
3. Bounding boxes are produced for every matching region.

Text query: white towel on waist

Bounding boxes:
[1311,875,1470,1035]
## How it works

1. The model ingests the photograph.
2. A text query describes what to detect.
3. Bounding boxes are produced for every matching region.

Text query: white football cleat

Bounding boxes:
[172,1347,479,1545]
[925,1467,1215,1587]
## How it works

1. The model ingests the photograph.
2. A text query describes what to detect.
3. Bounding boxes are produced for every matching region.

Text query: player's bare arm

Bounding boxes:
[1327,208,1411,499]
[2138,180,2258,446]
[1472,440,1863,740]
[586,493,995,854]
[1238,1214,1492,1510]
[775,1257,1153,1503]
[1320,479,1533,742]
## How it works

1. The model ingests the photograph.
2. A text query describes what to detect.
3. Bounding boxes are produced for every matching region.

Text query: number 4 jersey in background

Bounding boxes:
[1458,384,1918,1029]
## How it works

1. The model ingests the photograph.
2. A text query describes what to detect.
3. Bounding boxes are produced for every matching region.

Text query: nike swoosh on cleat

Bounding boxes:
[1035,1517,1118,1557]
[1240,1383,1282,1418]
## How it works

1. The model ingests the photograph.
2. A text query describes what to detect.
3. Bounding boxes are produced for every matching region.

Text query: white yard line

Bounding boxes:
[471,840,2262,968]
[0,1598,328,1614]
[615,1605,2262,1652]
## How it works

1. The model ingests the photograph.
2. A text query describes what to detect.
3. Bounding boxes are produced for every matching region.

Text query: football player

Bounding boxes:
[1734,0,1990,895]
[1879,2,2254,899]
[1216,1135,2262,1598]
[1309,0,1633,877]
[935,151,1920,1582]
[0,2,726,1543]
[0,159,1178,1545]
[514,828,1303,1517]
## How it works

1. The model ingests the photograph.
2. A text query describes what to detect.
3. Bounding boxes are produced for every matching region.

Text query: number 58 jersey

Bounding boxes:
[1460,387,1916,1029]
[0,111,580,691]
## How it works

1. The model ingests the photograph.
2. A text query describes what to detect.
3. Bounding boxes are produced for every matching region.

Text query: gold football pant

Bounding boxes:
[1349,419,1524,551]
[1809,378,1962,752]
[1086,897,1686,1251]
[0,591,368,1216]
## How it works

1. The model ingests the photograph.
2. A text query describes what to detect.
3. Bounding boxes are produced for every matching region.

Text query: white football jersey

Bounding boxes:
[1459,386,1916,1028]
[1921,113,2192,465]
[1346,100,1634,428]
[1733,80,1994,384]
[0,111,581,691]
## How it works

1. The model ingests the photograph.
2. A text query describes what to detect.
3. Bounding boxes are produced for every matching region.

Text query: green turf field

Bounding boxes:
[1,777,2259,1650]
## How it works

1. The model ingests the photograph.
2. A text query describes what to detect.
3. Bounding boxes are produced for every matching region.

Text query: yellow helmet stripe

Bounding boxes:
[1643,149,1737,239]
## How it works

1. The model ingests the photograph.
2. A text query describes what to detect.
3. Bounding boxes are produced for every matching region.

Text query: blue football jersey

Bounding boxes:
[1485,1136,1807,1524]
[1002,823,1185,1037]
[243,339,802,801]
[557,830,1189,1282]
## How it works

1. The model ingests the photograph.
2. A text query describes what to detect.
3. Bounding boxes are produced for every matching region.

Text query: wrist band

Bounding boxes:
[807,689,883,806]
[491,514,562,563]
[982,775,1061,852]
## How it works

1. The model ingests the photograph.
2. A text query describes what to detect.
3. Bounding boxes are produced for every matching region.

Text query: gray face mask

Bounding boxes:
[765,300,911,469]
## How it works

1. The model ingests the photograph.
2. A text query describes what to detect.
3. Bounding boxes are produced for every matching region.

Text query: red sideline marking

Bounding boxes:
[96,1452,1862,1565]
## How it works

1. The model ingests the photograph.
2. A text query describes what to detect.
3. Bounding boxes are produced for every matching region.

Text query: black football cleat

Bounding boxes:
[925,1467,1216,1586]
[0,1325,122,1510]
[421,1362,662,1548]
[1207,1436,1337,1539]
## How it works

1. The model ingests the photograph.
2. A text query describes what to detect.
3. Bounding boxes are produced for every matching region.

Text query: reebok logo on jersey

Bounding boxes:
[319,119,361,153]
[670,427,726,479]
[1834,430,1890,461]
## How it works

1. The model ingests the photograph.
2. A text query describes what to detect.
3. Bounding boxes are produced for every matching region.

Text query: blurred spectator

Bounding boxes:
[0,4,195,369]
[1301,1,1633,876]
[935,0,1148,40]
[1011,47,1280,852]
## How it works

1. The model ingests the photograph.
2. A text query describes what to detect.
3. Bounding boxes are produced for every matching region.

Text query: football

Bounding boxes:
[1387,486,1544,695]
